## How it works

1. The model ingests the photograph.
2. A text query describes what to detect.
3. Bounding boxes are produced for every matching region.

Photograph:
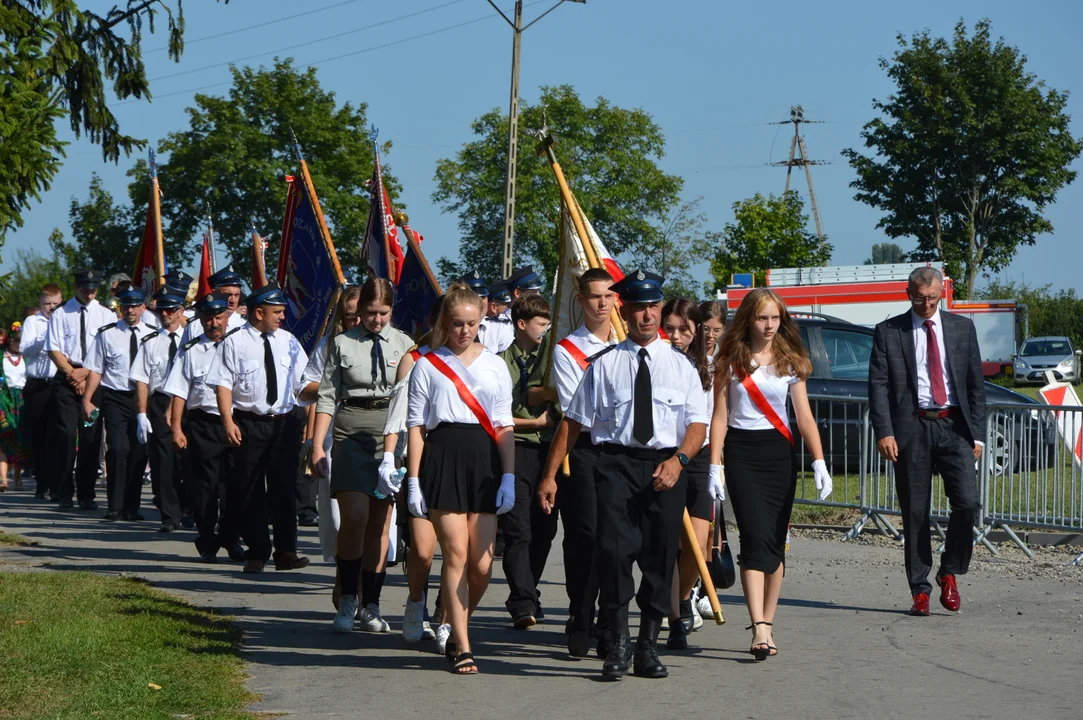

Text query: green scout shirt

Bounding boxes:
[315,323,414,415]
[500,335,555,444]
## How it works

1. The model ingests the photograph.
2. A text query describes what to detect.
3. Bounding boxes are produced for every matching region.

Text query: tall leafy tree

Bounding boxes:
[0,1,228,246]
[0,235,73,326]
[863,242,906,265]
[843,19,1082,299]
[703,191,832,292]
[433,85,683,285]
[630,197,706,300]
[147,58,397,278]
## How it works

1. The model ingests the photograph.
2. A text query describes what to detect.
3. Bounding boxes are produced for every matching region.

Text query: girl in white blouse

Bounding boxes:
[709,288,832,661]
[405,284,516,675]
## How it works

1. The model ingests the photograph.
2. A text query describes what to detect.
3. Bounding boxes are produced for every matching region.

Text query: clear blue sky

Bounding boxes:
[5,0,1082,295]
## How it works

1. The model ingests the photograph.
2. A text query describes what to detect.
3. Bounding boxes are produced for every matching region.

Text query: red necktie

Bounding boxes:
[923,319,948,406]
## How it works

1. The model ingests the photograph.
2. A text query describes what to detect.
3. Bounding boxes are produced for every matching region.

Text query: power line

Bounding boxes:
[149,0,469,82]
[145,0,373,53]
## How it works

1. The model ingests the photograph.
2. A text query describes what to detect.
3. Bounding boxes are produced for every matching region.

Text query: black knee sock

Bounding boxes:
[361,570,386,607]
[337,556,362,597]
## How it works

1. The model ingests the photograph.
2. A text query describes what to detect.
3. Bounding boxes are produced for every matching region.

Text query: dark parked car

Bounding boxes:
[790,316,1052,473]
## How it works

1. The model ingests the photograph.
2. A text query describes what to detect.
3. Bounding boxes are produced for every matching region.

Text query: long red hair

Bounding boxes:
[715,288,811,385]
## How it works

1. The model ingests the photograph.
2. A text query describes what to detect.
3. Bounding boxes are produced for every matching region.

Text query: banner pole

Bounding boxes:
[149,149,167,286]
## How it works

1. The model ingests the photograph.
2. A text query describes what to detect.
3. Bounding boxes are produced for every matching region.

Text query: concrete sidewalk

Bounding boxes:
[2,487,1081,719]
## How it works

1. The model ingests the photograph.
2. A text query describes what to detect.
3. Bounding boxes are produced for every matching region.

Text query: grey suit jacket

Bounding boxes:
[868,310,987,449]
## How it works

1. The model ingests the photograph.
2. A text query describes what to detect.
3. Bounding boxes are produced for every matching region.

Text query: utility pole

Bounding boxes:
[770,105,827,248]
[487,0,586,279]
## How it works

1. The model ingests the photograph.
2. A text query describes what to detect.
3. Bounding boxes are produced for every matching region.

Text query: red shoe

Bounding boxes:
[937,574,961,612]
[909,593,930,616]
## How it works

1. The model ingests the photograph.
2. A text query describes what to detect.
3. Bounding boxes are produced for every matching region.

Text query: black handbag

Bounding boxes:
[709,499,737,590]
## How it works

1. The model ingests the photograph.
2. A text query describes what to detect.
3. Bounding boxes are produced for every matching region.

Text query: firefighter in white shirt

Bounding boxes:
[82,290,156,521]
[21,283,61,498]
[179,266,246,345]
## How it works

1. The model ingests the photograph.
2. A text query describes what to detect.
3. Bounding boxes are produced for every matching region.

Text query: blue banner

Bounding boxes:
[280,181,340,354]
[393,242,441,339]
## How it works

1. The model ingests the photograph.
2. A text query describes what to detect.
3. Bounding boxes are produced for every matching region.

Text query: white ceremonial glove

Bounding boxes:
[407,477,427,518]
[708,464,726,502]
[495,473,516,515]
[377,452,399,497]
[136,413,153,445]
[812,459,833,501]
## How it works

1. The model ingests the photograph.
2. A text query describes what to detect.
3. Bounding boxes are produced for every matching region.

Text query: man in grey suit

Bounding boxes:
[868,267,986,616]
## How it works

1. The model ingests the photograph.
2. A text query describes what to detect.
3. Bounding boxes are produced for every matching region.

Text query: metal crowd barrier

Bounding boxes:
[792,396,1083,565]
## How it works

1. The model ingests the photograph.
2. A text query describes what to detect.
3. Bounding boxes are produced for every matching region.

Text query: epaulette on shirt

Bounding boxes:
[672,346,699,367]
[181,336,202,352]
[587,345,617,364]
[98,322,119,333]
[140,331,159,344]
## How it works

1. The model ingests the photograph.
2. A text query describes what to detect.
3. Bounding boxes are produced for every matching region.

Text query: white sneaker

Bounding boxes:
[333,595,358,634]
[358,603,391,633]
[690,594,704,630]
[435,623,452,654]
[422,620,436,640]
[403,597,425,643]
[696,594,714,621]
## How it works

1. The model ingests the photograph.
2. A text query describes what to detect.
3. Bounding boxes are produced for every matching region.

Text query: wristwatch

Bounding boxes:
[674,452,689,467]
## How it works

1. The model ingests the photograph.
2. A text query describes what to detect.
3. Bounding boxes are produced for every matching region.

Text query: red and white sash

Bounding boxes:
[739,369,794,445]
[557,338,590,371]
[424,350,500,443]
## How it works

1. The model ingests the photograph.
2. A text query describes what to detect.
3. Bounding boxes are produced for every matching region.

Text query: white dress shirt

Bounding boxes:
[84,320,155,391]
[130,327,184,395]
[727,363,799,431]
[406,346,514,431]
[142,309,160,329]
[179,311,245,346]
[478,309,514,354]
[205,323,308,415]
[3,353,27,389]
[911,308,957,409]
[702,358,715,447]
[163,336,224,415]
[20,313,56,379]
[566,337,709,450]
[45,298,117,367]
[552,324,617,414]
[301,335,329,390]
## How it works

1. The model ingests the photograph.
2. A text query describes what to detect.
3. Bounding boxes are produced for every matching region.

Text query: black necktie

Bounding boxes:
[167,332,178,368]
[129,327,138,367]
[516,355,530,395]
[633,347,653,445]
[79,306,87,360]
[370,334,387,386]
[262,332,278,406]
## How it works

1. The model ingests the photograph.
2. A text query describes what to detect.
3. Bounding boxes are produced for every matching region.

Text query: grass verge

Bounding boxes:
[0,530,37,547]
[0,571,257,720]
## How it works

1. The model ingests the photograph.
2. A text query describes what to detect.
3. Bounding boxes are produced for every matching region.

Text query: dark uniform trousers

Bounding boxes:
[21,378,54,490]
[148,392,185,525]
[101,388,148,514]
[894,412,979,596]
[48,373,103,503]
[186,409,238,555]
[558,437,602,632]
[595,444,686,618]
[293,406,317,522]
[232,410,304,562]
[503,441,560,617]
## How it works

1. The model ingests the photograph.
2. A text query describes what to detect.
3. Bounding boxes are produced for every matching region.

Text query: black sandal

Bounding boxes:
[746,622,772,661]
[445,639,457,664]
[450,652,478,675]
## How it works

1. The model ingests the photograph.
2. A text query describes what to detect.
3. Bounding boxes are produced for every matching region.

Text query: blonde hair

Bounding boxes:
[431,283,486,349]
[716,288,811,385]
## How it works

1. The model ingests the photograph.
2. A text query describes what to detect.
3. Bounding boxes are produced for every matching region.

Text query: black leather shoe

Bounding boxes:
[198,550,218,563]
[535,604,546,622]
[666,615,689,650]
[297,515,319,527]
[34,491,46,499]
[58,499,74,509]
[679,598,695,634]
[78,500,98,511]
[227,542,246,562]
[633,614,669,679]
[180,513,195,529]
[158,521,177,533]
[601,607,632,681]
[101,511,120,522]
[568,629,591,658]
[121,512,146,521]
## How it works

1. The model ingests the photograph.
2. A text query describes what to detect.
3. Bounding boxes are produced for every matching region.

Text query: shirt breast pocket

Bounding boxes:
[342,356,370,386]
[598,396,631,436]
[656,386,685,431]
[105,344,126,368]
[236,358,262,394]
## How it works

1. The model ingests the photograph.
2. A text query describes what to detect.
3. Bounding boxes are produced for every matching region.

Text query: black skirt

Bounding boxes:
[684,449,713,521]
[420,422,500,514]
[723,427,796,573]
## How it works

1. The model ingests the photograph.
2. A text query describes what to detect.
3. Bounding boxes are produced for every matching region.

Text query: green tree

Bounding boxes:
[843,19,1083,299]
[0,232,75,325]
[0,1,228,246]
[146,58,397,279]
[433,85,684,285]
[702,191,832,292]
[629,197,706,300]
[863,242,906,265]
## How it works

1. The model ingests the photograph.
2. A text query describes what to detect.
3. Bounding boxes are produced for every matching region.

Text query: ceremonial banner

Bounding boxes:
[196,234,213,297]
[393,224,442,338]
[279,139,345,354]
[361,147,405,284]
[132,149,168,295]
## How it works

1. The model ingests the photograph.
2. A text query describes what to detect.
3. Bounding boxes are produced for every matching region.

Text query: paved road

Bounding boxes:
[2,487,1082,719]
